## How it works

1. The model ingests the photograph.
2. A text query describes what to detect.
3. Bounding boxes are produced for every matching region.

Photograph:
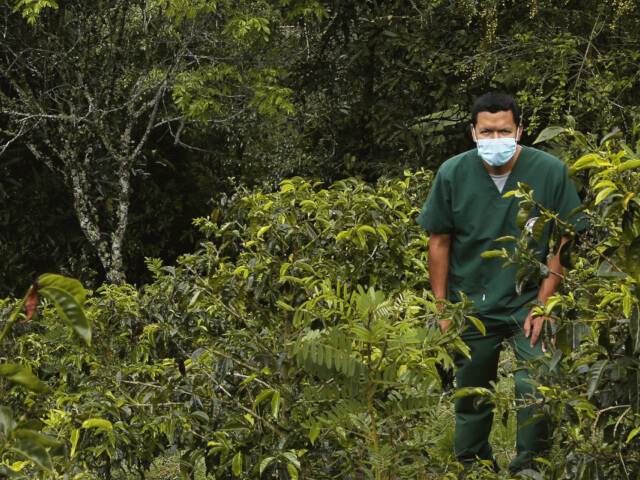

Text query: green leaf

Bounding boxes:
[596,260,627,279]
[0,406,15,437]
[559,237,574,270]
[70,428,80,458]
[257,225,271,237]
[0,364,48,393]
[516,204,533,230]
[39,285,91,345]
[358,225,377,236]
[38,274,86,305]
[570,153,605,172]
[625,237,640,280]
[9,440,53,473]
[630,305,640,354]
[567,322,590,350]
[451,386,491,400]
[533,126,567,144]
[555,325,570,355]
[14,430,63,448]
[232,452,242,476]
[271,391,281,418]
[599,130,623,146]
[515,469,544,480]
[532,216,548,244]
[595,186,616,205]
[282,451,300,469]
[630,370,640,414]
[480,250,505,259]
[259,456,275,475]
[617,159,640,174]
[191,411,210,423]
[627,427,640,443]
[0,466,22,478]
[308,425,320,445]
[253,389,275,408]
[587,359,609,399]
[276,300,294,311]
[287,463,299,480]
[467,316,486,335]
[81,419,113,430]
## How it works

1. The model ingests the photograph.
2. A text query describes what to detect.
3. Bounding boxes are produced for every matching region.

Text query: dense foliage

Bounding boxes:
[4,1,640,479]
[1,173,478,479]
[3,0,640,294]
[4,122,640,478]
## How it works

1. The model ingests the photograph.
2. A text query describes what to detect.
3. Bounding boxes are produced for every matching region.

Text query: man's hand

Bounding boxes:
[525,236,570,352]
[524,307,555,352]
[439,320,451,333]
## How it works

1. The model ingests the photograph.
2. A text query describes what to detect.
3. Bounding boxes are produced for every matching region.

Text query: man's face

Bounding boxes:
[471,110,522,141]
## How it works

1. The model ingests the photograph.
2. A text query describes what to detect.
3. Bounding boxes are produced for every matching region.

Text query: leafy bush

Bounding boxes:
[480,122,640,479]
[9,138,640,479]
[2,172,476,479]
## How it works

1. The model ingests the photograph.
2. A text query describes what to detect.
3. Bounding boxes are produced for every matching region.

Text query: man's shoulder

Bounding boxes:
[521,146,566,170]
[437,149,478,177]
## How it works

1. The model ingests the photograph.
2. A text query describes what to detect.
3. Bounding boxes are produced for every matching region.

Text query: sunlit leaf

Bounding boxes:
[617,159,640,174]
[38,285,91,345]
[259,456,275,475]
[232,452,242,476]
[287,463,299,480]
[38,274,86,305]
[480,250,505,259]
[253,389,275,408]
[81,419,113,430]
[70,428,79,458]
[467,316,486,336]
[451,386,491,399]
[271,391,281,418]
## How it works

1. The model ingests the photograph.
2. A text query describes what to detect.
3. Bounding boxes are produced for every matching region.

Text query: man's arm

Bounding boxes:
[429,232,451,332]
[525,235,570,349]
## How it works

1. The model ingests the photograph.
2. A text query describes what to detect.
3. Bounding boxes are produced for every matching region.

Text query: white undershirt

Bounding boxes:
[489,171,511,193]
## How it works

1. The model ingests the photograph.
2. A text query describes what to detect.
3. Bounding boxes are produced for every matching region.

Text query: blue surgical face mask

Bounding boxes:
[473,127,519,167]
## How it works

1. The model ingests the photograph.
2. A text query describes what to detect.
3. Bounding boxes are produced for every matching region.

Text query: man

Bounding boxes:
[417,92,584,473]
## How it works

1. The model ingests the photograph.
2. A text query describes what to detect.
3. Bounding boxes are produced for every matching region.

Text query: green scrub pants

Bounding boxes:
[454,314,550,473]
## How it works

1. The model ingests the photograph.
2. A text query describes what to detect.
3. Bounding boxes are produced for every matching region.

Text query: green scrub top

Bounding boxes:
[417,146,585,320]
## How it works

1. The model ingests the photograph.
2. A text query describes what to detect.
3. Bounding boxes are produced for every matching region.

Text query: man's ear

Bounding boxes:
[470,124,477,142]
[517,124,524,141]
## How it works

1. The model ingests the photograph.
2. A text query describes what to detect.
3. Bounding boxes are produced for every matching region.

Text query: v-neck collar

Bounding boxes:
[476,146,527,198]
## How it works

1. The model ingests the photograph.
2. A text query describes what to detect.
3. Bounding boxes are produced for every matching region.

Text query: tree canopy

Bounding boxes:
[3,0,640,292]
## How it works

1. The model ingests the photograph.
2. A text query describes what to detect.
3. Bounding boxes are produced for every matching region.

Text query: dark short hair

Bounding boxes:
[471,92,521,126]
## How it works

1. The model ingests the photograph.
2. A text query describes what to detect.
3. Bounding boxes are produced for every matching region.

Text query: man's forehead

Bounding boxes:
[475,110,517,127]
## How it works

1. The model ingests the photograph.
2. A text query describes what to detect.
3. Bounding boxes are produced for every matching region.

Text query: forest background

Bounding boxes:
[2,0,640,479]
